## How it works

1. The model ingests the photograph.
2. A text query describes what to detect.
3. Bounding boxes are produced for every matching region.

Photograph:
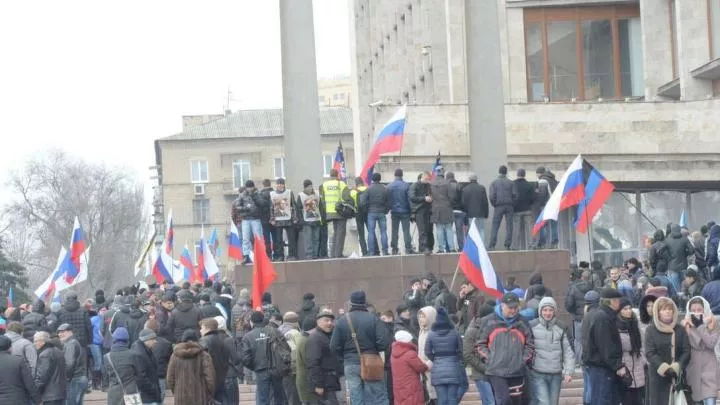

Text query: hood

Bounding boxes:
[238,288,250,301]
[669,224,682,239]
[431,308,453,332]
[575,280,593,294]
[652,297,678,332]
[173,341,204,358]
[63,297,80,312]
[710,225,720,240]
[176,301,195,313]
[419,306,437,331]
[301,299,316,312]
[494,302,520,326]
[538,297,557,313]
[235,298,249,308]
[528,272,543,286]
[653,229,666,242]
[685,296,713,321]
[391,341,418,358]
[129,308,145,319]
[33,299,45,314]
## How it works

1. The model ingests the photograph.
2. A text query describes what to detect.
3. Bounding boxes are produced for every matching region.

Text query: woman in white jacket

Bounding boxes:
[417,306,437,404]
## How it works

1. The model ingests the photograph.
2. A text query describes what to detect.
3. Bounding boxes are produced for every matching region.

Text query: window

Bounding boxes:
[524,5,643,101]
[323,154,333,177]
[273,157,285,179]
[190,160,209,183]
[193,199,210,225]
[318,95,326,105]
[232,160,251,189]
[333,93,339,100]
[710,0,720,59]
[670,0,679,78]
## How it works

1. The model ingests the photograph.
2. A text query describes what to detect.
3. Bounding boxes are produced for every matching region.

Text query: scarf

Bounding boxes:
[616,315,642,357]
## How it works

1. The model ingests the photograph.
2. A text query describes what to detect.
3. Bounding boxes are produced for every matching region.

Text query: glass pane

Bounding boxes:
[690,191,720,230]
[711,0,720,59]
[191,161,199,182]
[525,22,546,102]
[619,18,645,97]
[582,20,615,99]
[200,161,208,181]
[547,21,578,100]
[233,162,242,189]
[640,191,686,239]
[323,155,333,176]
[588,191,639,250]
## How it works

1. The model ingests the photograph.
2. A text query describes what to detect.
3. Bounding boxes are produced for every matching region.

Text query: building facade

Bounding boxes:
[154,107,354,267]
[318,77,352,107]
[350,0,720,263]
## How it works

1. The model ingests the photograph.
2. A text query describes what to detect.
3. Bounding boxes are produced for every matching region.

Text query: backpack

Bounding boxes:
[335,201,357,219]
[435,291,458,315]
[357,189,369,213]
[264,327,292,378]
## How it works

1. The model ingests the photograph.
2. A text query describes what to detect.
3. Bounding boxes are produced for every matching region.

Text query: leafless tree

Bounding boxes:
[2,149,148,298]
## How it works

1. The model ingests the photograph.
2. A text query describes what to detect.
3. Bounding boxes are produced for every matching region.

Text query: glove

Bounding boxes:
[665,369,677,379]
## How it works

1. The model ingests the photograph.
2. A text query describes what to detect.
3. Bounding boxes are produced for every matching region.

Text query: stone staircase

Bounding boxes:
[85,372,586,404]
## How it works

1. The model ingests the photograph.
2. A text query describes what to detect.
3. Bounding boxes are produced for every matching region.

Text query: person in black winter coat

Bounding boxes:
[461,174,489,238]
[21,299,47,339]
[664,224,695,290]
[565,270,594,364]
[111,297,148,345]
[169,290,203,343]
[424,307,466,405]
[57,292,92,347]
[403,278,425,332]
[200,318,231,403]
[512,169,535,250]
[104,328,142,405]
[488,165,518,250]
[649,229,670,275]
[146,319,172,402]
[33,331,67,405]
[199,294,222,319]
[130,329,162,404]
[366,172,391,256]
[410,172,434,254]
[306,311,342,404]
[0,335,41,405]
[298,293,319,327]
[240,311,288,404]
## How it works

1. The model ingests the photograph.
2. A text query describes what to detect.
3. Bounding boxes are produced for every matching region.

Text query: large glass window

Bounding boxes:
[273,157,285,179]
[323,154,333,177]
[524,5,642,101]
[590,191,641,265]
[193,199,210,225]
[190,160,209,183]
[710,0,720,59]
[232,160,251,189]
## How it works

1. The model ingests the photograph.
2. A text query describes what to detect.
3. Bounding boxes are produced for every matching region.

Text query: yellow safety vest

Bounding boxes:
[350,185,367,209]
[322,179,347,215]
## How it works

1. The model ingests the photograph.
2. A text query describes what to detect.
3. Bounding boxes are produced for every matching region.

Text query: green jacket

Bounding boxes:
[462,317,487,380]
[295,333,312,402]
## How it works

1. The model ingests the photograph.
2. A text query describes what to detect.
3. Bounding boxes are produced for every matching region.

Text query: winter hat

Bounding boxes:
[162,291,176,302]
[350,290,367,306]
[95,290,106,305]
[685,265,699,278]
[620,298,633,310]
[283,312,300,326]
[644,286,669,298]
[303,293,315,301]
[238,288,250,300]
[394,330,413,343]
[245,180,255,188]
[198,293,210,303]
[584,290,600,306]
[250,311,265,325]
[181,330,199,342]
[538,297,557,312]
[213,316,227,332]
[0,335,11,351]
[262,292,272,304]
[138,329,157,342]
[112,327,130,343]
[303,179,313,188]
[177,290,194,302]
[276,178,285,185]
[50,302,62,313]
[301,316,316,332]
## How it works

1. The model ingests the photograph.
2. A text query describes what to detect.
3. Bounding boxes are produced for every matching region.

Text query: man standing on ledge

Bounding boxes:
[320,169,352,259]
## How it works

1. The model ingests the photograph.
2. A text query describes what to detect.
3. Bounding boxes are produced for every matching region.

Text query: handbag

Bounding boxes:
[345,313,384,381]
[106,353,142,405]
[668,331,691,405]
[618,365,634,387]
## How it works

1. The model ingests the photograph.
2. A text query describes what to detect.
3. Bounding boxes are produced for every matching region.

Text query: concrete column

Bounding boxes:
[279,0,323,189]
[676,0,712,100]
[506,7,528,103]
[639,0,673,100]
[349,0,374,174]
[465,0,508,234]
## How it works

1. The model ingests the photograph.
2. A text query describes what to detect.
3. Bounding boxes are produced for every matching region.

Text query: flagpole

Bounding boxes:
[615,192,659,230]
[449,264,461,292]
[584,204,593,263]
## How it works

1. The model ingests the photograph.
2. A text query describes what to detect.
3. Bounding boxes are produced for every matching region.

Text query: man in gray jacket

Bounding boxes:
[57,323,87,405]
[488,165,518,250]
[5,322,37,375]
[528,297,574,405]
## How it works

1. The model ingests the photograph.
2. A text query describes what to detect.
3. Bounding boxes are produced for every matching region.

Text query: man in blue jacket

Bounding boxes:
[387,168,415,255]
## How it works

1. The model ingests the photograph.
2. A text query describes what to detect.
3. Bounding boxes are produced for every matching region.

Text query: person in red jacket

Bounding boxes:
[391,330,428,405]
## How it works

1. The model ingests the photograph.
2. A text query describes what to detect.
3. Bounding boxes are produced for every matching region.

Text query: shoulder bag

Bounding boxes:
[668,332,689,405]
[345,313,384,381]
[105,353,142,405]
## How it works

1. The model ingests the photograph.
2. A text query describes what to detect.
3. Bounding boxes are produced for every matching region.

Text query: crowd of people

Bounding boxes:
[3,219,720,405]
[231,164,560,264]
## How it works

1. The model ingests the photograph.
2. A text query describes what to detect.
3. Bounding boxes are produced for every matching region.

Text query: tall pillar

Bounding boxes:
[279,0,323,190]
[676,0,712,100]
[465,0,507,236]
[639,0,673,100]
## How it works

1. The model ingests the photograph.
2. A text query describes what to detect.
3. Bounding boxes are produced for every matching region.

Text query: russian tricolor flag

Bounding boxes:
[360,105,407,184]
[575,160,615,234]
[532,155,586,236]
[457,220,504,299]
[152,250,173,284]
[164,209,174,255]
[333,140,347,180]
[35,247,71,302]
[65,217,86,284]
[228,222,243,261]
[180,244,194,282]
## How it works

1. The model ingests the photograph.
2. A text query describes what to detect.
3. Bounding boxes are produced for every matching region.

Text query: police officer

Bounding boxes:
[320,169,352,258]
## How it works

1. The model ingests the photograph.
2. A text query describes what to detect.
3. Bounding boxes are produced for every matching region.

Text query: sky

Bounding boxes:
[0,0,351,200]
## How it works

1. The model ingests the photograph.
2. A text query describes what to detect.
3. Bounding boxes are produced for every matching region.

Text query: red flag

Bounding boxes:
[252,236,277,311]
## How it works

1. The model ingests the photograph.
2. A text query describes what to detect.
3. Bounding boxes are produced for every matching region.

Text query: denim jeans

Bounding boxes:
[435,384,460,405]
[435,223,455,252]
[474,379,495,405]
[89,344,103,371]
[489,205,514,249]
[537,219,558,247]
[225,376,239,405]
[528,370,561,405]
[242,219,263,258]
[344,363,388,405]
[573,320,583,365]
[159,378,166,403]
[468,218,486,241]
[256,370,286,405]
[454,211,467,250]
[702,397,717,405]
[583,366,592,404]
[367,212,388,255]
[302,224,320,258]
[667,270,682,293]
[390,212,412,253]
[587,366,618,405]
[66,375,88,405]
